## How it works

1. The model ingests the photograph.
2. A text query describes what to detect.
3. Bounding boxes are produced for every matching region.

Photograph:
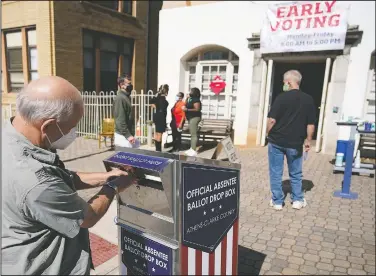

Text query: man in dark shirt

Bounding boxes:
[113,75,135,147]
[266,70,316,211]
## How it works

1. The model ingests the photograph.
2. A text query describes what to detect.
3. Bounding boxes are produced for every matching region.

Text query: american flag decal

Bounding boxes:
[180,219,239,275]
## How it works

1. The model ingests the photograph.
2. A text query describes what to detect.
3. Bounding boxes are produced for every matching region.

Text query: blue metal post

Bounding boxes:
[333,139,358,199]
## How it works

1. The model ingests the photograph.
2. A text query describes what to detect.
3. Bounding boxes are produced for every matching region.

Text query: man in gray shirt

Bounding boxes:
[2,76,135,275]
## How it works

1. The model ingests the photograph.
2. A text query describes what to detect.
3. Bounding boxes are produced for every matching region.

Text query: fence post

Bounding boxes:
[147,121,153,147]
[140,89,144,144]
[95,93,99,140]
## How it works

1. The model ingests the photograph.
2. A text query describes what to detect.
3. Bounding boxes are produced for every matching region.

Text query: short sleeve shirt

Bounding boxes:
[267,90,316,149]
[185,97,202,120]
[2,118,92,275]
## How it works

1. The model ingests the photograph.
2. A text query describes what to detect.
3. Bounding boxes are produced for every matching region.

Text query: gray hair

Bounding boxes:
[283,70,302,85]
[16,90,76,123]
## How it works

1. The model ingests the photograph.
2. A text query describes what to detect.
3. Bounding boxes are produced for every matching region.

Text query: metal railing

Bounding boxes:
[1,90,156,144]
[1,104,15,124]
[78,90,155,143]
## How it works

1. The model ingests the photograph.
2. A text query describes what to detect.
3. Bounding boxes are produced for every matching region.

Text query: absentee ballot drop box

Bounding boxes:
[103,147,241,275]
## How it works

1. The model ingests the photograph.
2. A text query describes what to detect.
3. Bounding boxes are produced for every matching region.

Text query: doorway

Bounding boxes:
[271,61,327,140]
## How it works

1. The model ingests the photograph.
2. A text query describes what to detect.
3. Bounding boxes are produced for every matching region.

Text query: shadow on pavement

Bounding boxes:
[282,179,314,200]
[238,245,266,275]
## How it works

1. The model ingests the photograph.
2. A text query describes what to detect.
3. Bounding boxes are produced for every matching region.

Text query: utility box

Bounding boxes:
[103,147,241,275]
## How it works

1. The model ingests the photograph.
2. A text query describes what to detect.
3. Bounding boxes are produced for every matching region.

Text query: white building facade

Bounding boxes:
[158,1,375,154]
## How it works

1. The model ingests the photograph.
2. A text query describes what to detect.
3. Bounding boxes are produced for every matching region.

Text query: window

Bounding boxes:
[123,1,132,14]
[83,32,95,92]
[3,27,38,93]
[119,40,133,77]
[6,31,24,92]
[99,35,118,91]
[82,30,134,92]
[185,48,239,120]
[28,29,38,80]
[202,51,229,61]
[91,1,118,10]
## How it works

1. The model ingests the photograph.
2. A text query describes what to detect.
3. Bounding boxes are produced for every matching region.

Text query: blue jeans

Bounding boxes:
[268,143,304,205]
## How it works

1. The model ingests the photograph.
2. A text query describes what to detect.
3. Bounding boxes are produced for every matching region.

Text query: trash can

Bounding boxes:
[103,147,241,275]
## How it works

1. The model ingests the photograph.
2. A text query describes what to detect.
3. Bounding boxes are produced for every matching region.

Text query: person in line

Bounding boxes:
[2,76,137,275]
[151,84,169,152]
[266,70,316,211]
[113,75,135,148]
[182,87,202,157]
[170,92,186,152]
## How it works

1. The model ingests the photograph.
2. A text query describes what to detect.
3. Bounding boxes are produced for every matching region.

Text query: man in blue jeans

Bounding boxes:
[267,70,316,211]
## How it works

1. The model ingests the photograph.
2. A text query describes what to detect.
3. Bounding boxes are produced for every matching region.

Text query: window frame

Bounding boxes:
[2,26,37,93]
[28,46,38,81]
[85,1,133,16]
[122,1,132,14]
[184,48,239,120]
[27,29,38,81]
[82,29,134,92]
[82,31,96,92]
[91,1,119,11]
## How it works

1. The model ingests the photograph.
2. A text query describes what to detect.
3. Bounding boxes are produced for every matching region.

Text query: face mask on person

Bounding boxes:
[283,83,290,92]
[176,96,181,101]
[46,123,77,150]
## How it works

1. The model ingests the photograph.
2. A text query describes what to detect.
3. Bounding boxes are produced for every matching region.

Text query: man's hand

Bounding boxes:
[181,106,187,112]
[127,136,136,144]
[107,168,128,179]
[304,139,311,152]
[112,175,136,193]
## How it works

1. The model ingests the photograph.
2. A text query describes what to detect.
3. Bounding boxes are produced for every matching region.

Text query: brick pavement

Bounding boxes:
[60,140,375,275]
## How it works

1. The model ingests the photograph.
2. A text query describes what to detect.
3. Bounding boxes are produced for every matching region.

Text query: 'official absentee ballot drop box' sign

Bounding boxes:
[120,227,173,275]
[181,163,239,253]
[105,148,240,275]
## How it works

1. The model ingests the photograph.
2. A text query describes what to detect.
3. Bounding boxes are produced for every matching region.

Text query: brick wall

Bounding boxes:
[147,1,163,92]
[53,1,148,91]
[2,1,53,104]
[2,0,156,104]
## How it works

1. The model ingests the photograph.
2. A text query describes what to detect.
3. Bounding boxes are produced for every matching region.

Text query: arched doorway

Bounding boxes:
[183,46,239,120]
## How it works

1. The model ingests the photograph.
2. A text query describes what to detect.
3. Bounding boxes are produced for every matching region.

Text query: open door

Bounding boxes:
[256,60,268,145]
[260,60,275,147]
[315,58,332,152]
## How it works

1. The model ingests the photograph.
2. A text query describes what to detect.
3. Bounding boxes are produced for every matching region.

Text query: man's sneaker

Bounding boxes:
[269,199,283,211]
[185,148,198,157]
[292,199,307,210]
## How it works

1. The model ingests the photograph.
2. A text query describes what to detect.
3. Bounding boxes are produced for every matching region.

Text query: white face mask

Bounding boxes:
[46,124,77,150]
[175,97,181,102]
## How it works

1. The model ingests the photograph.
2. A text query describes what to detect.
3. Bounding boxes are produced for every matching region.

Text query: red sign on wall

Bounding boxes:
[210,76,226,95]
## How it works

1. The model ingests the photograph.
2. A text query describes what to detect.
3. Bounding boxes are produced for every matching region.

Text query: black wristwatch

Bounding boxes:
[104,176,119,192]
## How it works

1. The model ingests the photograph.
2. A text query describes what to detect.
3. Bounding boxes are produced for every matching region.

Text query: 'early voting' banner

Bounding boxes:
[260,1,350,54]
